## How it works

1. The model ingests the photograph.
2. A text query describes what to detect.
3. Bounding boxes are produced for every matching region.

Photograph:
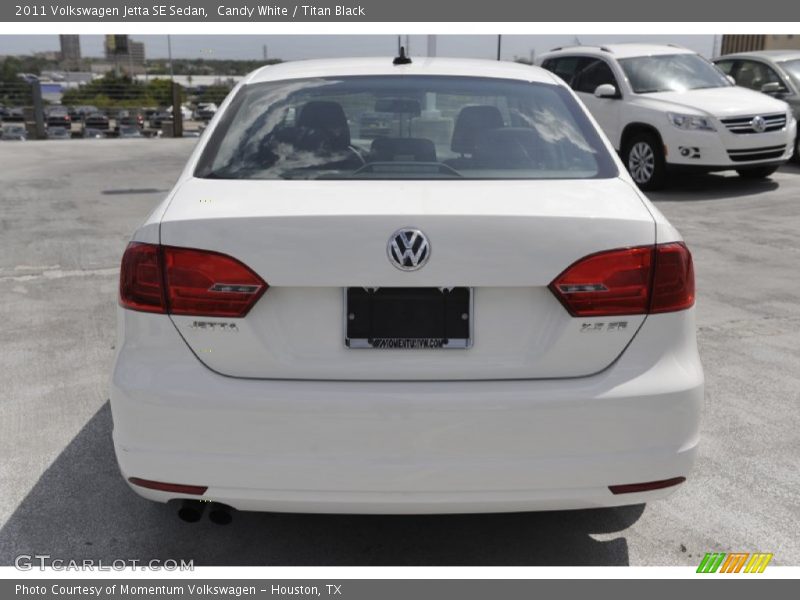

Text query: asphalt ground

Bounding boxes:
[0,138,798,566]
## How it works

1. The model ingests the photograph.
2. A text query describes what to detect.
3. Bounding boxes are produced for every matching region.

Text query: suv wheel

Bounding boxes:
[623,133,666,190]
[794,135,800,164]
[736,166,779,179]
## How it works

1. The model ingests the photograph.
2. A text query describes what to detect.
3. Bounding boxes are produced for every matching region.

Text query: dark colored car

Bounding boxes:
[46,107,72,129]
[117,110,145,129]
[149,110,172,129]
[85,112,110,130]
[70,105,99,121]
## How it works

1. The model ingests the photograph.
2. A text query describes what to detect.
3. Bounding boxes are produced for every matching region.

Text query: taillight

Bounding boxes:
[119,243,267,317]
[549,242,694,317]
[650,242,695,313]
[119,242,165,313]
[163,246,267,317]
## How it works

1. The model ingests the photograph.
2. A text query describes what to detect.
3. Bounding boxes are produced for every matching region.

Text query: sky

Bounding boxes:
[0,34,718,62]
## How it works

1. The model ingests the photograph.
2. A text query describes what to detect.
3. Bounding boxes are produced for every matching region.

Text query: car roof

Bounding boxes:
[541,43,696,60]
[715,50,800,62]
[244,57,560,85]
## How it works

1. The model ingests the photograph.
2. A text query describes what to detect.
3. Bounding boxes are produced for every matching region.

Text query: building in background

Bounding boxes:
[721,34,800,55]
[104,35,146,74]
[59,35,81,69]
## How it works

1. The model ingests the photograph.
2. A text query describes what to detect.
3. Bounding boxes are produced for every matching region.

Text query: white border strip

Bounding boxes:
[1,22,800,34]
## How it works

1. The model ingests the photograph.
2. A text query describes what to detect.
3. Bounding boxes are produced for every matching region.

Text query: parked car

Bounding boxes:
[118,125,143,138]
[84,112,110,130]
[194,102,218,121]
[167,104,194,121]
[82,127,106,139]
[117,109,145,129]
[713,50,800,161]
[148,110,172,129]
[113,57,702,520]
[71,105,99,121]
[46,106,72,128]
[1,124,27,140]
[46,126,71,140]
[538,44,797,189]
[2,107,26,122]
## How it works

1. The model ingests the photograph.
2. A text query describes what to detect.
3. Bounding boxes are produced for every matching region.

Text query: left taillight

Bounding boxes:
[119,242,268,318]
[119,242,165,313]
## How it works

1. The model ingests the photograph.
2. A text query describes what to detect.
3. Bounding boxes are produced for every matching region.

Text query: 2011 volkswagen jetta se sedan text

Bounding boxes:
[111,57,703,518]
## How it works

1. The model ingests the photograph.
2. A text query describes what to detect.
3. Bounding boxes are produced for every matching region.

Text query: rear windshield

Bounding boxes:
[195,75,617,180]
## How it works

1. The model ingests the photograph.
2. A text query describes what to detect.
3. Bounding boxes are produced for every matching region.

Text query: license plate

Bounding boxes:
[345,287,472,349]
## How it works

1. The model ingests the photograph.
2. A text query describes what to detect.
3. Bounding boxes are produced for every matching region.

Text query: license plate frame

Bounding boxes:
[345,287,473,349]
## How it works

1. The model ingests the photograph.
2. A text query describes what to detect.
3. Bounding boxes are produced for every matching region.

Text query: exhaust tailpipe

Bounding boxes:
[208,502,234,525]
[177,499,205,523]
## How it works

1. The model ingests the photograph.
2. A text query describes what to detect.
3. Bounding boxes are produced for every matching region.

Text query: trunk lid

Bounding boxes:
[160,177,655,380]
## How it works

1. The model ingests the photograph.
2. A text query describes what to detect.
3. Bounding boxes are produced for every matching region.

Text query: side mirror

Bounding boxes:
[760,81,783,95]
[726,75,736,85]
[594,83,619,98]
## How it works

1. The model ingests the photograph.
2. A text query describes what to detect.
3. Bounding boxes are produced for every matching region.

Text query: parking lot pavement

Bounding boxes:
[0,140,798,566]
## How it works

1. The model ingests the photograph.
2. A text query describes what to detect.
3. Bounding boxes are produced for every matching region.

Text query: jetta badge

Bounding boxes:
[751,115,767,133]
[388,228,431,271]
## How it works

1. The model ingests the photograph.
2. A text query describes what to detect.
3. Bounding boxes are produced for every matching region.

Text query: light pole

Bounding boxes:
[167,35,174,81]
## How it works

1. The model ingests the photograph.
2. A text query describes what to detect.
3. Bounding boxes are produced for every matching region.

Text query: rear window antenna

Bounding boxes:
[393,46,412,65]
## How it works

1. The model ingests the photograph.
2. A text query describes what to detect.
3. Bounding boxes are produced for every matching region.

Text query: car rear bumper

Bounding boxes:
[110,308,703,514]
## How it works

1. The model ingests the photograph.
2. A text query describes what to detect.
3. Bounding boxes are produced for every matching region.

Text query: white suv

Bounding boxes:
[112,57,702,520]
[538,44,797,189]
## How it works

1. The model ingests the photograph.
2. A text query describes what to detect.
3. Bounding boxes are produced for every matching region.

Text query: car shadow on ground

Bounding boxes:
[0,403,645,566]
[648,171,783,202]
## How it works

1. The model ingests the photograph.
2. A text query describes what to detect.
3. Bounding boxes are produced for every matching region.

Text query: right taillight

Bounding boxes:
[119,242,268,318]
[650,242,695,313]
[549,242,694,317]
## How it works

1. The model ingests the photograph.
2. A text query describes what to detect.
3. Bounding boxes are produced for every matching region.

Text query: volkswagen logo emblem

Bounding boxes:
[388,228,431,271]
[751,115,767,133]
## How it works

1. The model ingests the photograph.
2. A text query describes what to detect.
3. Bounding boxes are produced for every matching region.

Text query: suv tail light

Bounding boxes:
[549,242,694,317]
[119,242,267,318]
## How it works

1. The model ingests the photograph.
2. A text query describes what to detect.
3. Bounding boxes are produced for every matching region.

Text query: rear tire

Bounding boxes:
[736,166,779,179]
[623,133,666,191]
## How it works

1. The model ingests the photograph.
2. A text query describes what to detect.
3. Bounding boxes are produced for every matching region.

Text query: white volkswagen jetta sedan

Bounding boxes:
[111,57,702,521]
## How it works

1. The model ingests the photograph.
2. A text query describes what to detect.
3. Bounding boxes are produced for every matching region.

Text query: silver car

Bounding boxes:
[714,50,800,161]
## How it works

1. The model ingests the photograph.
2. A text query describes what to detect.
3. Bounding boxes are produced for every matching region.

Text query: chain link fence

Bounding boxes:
[1,75,233,141]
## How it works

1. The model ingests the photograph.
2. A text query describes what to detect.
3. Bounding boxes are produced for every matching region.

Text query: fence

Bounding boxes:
[1,77,233,140]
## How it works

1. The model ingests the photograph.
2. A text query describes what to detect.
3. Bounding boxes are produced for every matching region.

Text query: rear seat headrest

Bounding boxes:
[450,105,505,154]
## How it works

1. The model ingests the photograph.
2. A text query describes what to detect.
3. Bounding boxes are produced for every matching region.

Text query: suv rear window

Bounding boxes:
[195,75,618,180]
